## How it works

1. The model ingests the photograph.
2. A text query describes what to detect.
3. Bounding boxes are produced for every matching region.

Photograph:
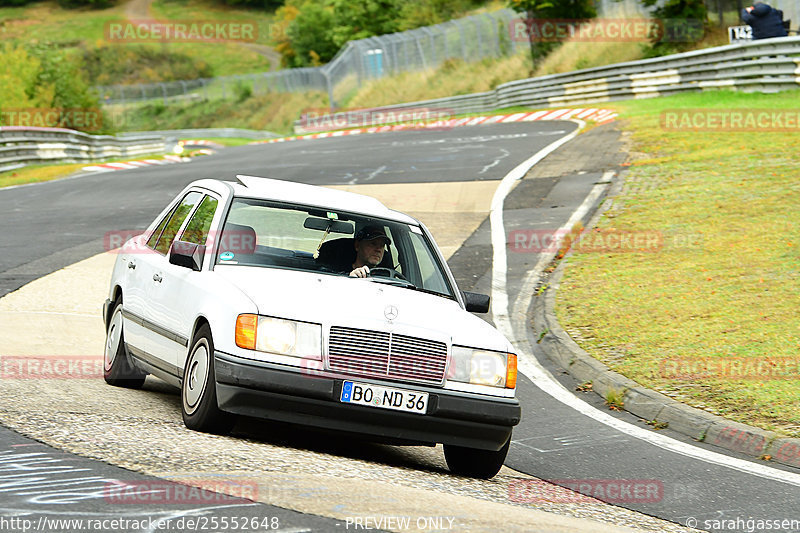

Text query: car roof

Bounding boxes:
[211,175,419,225]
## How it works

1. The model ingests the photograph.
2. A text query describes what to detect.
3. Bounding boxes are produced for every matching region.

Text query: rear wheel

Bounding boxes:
[444,436,510,479]
[181,324,235,434]
[104,298,146,389]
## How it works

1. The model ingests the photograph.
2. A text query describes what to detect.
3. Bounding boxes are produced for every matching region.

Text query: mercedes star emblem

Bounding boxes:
[384,305,399,321]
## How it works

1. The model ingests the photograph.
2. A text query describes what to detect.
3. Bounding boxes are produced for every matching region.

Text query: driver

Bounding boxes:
[349,225,391,278]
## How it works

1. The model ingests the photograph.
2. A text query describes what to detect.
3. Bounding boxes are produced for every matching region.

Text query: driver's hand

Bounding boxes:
[350,265,370,278]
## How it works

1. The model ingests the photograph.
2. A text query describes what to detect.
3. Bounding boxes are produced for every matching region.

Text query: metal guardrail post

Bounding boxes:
[421,27,436,66]
[454,19,468,60]
[487,12,501,57]
[472,17,483,58]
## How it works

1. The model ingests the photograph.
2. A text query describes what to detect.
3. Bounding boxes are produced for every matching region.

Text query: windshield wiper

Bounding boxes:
[367,277,417,289]
[367,278,453,299]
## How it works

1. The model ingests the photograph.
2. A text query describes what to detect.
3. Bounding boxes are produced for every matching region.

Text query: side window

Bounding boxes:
[146,204,178,250]
[154,192,202,255]
[180,195,219,246]
[409,232,448,294]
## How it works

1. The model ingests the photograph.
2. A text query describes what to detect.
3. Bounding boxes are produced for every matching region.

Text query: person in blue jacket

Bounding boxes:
[742,3,788,39]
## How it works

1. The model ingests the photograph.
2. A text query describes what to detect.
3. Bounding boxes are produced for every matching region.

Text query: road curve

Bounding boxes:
[1,122,797,532]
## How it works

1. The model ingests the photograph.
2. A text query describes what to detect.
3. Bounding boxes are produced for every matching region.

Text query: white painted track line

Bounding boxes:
[489,121,800,488]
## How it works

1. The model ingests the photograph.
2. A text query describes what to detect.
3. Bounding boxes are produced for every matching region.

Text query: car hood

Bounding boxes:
[214,265,512,352]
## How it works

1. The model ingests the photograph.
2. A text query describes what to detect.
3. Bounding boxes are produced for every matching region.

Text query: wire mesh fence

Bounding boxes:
[95,8,524,108]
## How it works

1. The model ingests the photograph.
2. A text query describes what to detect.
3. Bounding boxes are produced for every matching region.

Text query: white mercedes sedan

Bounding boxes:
[103,176,520,478]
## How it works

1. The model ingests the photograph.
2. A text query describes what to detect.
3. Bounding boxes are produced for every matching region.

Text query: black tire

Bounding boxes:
[181,324,235,434]
[443,437,510,479]
[103,298,146,389]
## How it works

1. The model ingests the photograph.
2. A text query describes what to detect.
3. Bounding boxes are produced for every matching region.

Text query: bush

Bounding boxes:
[234,81,253,102]
[640,0,708,56]
[1,43,106,133]
[0,0,40,6]
[82,45,214,85]
[217,0,281,8]
[286,2,338,66]
[509,0,598,67]
[56,0,113,8]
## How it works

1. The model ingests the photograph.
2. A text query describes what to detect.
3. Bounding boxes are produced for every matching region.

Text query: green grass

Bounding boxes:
[0,152,172,188]
[556,89,800,438]
[0,0,274,80]
[109,90,328,134]
[181,137,255,146]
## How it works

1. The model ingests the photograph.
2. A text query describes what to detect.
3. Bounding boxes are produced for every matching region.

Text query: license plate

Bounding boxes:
[340,381,428,415]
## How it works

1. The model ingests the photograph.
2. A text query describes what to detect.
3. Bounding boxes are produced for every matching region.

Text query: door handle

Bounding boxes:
[128,261,136,269]
[153,273,162,283]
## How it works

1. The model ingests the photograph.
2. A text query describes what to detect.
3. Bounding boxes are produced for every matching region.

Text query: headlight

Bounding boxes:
[449,346,517,389]
[236,314,322,360]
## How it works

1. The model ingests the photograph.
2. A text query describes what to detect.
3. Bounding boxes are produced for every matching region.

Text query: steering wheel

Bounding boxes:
[369,267,408,281]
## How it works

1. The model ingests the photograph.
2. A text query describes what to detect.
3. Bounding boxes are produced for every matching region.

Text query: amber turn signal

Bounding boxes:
[506,353,518,389]
[235,314,257,349]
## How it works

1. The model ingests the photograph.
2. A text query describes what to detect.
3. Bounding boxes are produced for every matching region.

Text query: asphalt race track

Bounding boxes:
[1,121,799,533]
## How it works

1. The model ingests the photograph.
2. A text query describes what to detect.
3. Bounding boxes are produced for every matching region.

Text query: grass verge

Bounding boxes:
[0,153,177,188]
[181,137,256,146]
[0,0,275,79]
[555,89,800,438]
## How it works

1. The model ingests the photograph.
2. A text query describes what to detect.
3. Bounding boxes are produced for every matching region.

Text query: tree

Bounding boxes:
[329,0,403,48]
[0,43,102,133]
[287,3,338,66]
[508,0,597,69]
[0,44,40,108]
[639,0,707,56]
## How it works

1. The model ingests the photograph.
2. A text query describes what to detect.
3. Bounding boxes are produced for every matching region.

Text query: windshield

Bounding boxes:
[215,198,455,299]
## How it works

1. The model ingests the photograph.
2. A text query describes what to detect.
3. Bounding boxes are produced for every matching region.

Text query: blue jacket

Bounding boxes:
[742,3,788,39]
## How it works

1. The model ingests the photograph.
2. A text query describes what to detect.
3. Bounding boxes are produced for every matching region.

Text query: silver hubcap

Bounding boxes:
[104,309,123,371]
[183,340,209,415]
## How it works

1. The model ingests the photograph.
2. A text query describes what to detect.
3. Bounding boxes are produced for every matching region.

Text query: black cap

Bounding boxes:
[355,225,391,245]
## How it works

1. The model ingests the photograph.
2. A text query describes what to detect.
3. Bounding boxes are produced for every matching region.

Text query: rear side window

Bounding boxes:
[180,195,219,246]
[153,192,203,255]
[146,204,178,250]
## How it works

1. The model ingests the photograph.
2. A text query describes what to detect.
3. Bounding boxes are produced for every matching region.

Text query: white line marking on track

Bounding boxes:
[489,121,800,488]
[364,165,387,182]
[480,149,510,175]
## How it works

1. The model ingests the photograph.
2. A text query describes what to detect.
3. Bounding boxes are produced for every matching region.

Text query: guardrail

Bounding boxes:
[293,35,800,131]
[117,128,279,140]
[0,127,169,173]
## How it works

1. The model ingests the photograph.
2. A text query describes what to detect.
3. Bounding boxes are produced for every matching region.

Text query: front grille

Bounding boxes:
[328,326,447,384]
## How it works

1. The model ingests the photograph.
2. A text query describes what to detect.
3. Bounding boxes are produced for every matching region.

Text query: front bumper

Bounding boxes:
[214,350,521,451]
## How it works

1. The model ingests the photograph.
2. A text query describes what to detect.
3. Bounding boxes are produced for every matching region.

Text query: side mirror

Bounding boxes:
[462,291,490,313]
[169,240,205,271]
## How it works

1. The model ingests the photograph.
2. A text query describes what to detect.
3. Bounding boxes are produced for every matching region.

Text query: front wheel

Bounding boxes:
[181,324,235,434]
[443,437,510,479]
[104,298,146,389]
